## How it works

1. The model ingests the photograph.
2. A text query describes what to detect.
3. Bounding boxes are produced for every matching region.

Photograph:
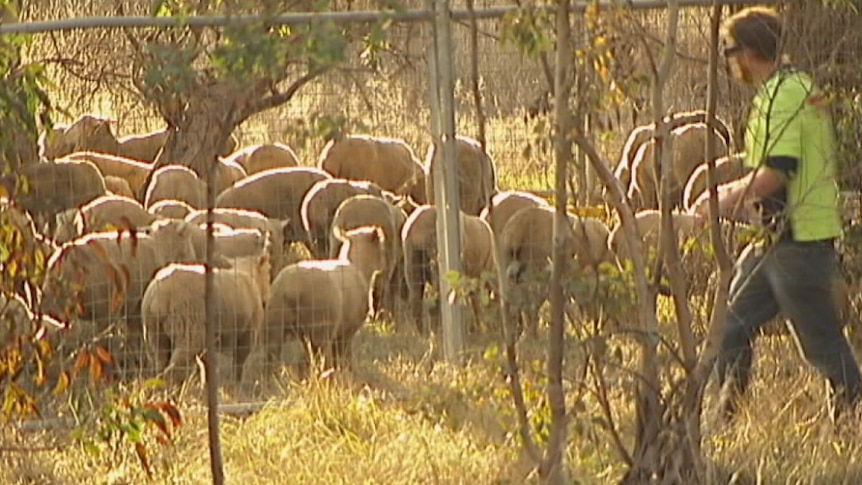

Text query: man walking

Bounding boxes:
[690,6,861,421]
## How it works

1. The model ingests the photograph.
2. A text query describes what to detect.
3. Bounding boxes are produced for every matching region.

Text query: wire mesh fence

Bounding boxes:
[3,0,861,420]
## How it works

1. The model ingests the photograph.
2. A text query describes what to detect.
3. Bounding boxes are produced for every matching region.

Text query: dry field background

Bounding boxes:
[3,1,862,484]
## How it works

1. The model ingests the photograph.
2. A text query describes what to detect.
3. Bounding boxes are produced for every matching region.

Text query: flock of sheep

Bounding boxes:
[1,110,749,387]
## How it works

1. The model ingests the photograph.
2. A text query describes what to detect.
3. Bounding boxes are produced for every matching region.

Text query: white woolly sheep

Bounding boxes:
[215,167,332,245]
[65,151,152,199]
[144,165,207,210]
[226,143,301,175]
[611,111,733,201]
[38,114,120,160]
[300,178,385,258]
[214,158,248,194]
[401,205,496,334]
[318,134,426,203]
[148,199,195,220]
[104,176,135,199]
[16,158,107,223]
[115,129,169,162]
[264,226,388,372]
[329,194,407,316]
[497,206,579,336]
[40,219,199,373]
[627,122,729,210]
[681,154,750,212]
[141,244,270,383]
[186,208,287,279]
[479,190,550,237]
[54,195,158,243]
[424,135,498,216]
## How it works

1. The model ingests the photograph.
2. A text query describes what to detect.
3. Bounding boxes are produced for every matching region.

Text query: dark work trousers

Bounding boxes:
[716,238,862,419]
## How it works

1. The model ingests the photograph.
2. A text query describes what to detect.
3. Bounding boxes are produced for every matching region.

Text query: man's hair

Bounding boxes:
[721,7,784,62]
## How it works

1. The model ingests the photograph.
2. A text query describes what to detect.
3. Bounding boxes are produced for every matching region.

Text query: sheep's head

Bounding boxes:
[38,125,70,160]
[148,219,198,264]
[337,225,387,283]
[64,115,118,156]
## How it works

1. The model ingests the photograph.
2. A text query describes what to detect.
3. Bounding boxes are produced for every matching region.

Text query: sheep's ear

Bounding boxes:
[373,227,386,244]
[331,224,344,243]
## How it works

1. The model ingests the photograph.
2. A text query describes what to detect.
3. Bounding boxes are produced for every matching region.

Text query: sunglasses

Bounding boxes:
[723,45,744,57]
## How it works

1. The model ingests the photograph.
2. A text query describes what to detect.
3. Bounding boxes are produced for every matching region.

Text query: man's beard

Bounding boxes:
[729,58,755,85]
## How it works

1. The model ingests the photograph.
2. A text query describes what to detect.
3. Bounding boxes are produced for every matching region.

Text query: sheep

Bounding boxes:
[215,167,332,245]
[424,135,498,216]
[214,158,247,194]
[317,134,426,203]
[300,178,385,258]
[329,195,407,316]
[37,124,68,160]
[15,158,107,226]
[572,216,614,270]
[401,205,496,334]
[627,122,729,210]
[38,114,120,160]
[682,154,750,212]
[148,199,195,220]
[226,143,301,175]
[607,209,735,299]
[49,123,237,163]
[104,176,136,199]
[64,151,151,198]
[144,165,207,210]
[186,223,271,267]
[611,111,733,201]
[115,129,169,162]
[186,208,287,279]
[40,219,199,373]
[609,210,702,262]
[264,226,388,372]
[497,206,579,336]
[141,242,270,383]
[479,190,550,236]
[54,195,158,243]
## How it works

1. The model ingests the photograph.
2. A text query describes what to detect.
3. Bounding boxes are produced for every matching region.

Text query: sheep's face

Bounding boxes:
[340,226,387,282]
[38,126,69,160]
[149,219,198,263]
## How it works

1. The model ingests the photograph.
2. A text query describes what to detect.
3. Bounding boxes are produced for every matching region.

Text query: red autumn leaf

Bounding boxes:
[95,345,114,365]
[73,349,90,378]
[159,402,183,428]
[134,442,153,479]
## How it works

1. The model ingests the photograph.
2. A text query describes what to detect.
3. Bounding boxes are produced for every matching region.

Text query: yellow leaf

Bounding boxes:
[54,371,70,395]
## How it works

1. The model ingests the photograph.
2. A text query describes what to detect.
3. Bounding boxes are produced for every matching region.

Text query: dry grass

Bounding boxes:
[10,8,862,482]
[4,323,862,484]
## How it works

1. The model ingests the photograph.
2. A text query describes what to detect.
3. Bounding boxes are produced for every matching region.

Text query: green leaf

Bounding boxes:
[151,0,171,17]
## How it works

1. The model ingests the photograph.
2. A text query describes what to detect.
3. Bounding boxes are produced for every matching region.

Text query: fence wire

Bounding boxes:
[2,0,860,419]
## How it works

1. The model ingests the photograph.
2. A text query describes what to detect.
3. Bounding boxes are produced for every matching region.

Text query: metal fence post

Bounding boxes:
[426,0,464,362]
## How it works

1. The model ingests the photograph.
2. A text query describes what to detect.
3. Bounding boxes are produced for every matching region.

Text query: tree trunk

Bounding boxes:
[143,81,240,198]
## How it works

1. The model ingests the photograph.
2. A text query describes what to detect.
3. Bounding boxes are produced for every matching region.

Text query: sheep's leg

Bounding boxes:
[468,293,483,334]
[407,285,425,334]
[232,329,252,383]
[165,342,200,384]
[166,320,205,384]
[142,317,171,377]
[523,304,539,338]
